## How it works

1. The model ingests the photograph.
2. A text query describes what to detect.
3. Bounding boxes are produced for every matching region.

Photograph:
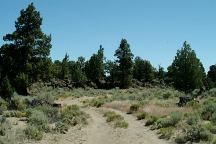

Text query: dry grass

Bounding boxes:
[103,101,131,113]
[143,104,194,117]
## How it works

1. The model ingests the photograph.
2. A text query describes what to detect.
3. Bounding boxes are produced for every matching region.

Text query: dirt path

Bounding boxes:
[33,97,170,144]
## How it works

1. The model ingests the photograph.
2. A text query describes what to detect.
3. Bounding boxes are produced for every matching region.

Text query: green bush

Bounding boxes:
[186,125,213,142]
[28,110,48,130]
[14,73,28,95]
[104,111,123,122]
[137,112,147,120]
[114,120,129,128]
[10,96,27,110]
[129,104,139,113]
[175,134,187,144]
[89,98,105,108]
[201,102,216,120]
[154,112,182,129]
[186,114,199,125]
[104,111,128,129]
[0,76,14,100]
[162,92,172,99]
[211,112,216,125]
[35,105,59,123]
[0,98,9,111]
[60,105,88,126]
[145,116,158,126]
[24,125,43,141]
[3,110,26,118]
[158,127,173,140]
[0,116,11,136]
[55,121,69,134]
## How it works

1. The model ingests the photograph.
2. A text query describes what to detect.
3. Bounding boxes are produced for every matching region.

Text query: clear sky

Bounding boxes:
[0,0,216,71]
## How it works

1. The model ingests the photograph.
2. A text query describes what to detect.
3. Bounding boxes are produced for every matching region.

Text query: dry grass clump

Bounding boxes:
[103,111,128,128]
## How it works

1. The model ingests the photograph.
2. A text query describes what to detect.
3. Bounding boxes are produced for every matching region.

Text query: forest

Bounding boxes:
[0,3,216,144]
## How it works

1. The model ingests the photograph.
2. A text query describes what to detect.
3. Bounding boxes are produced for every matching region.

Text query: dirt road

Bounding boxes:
[33,97,170,144]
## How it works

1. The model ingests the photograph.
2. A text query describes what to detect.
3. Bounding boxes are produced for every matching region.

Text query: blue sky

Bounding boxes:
[0,0,216,71]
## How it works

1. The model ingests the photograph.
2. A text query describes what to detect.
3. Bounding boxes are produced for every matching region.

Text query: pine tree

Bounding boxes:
[115,39,134,88]
[207,64,216,88]
[85,45,105,82]
[61,53,69,79]
[1,3,51,95]
[168,41,205,93]
[133,57,154,82]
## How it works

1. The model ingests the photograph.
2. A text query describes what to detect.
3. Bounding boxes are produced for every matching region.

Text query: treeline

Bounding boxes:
[0,3,216,99]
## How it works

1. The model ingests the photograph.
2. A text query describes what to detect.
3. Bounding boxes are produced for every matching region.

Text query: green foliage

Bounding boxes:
[154,112,182,129]
[128,103,140,114]
[0,3,52,95]
[85,45,105,82]
[35,105,59,123]
[0,98,9,111]
[207,64,216,88]
[114,120,128,128]
[133,57,155,82]
[185,125,213,142]
[0,116,11,136]
[55,121,69,134]
[186,114,200,125]
[14,73,29,95]
[28,110,49,130]
[158,127,174,140]
[145,116,158,126]
[201,102,216,120]
[10,95,27,110]
[175,134,187,144]
[137,112,147,120]
[60,105,88,126]
[0,76,14,100]
[168,41,205,93]
[60,53,70,79]
[24,125,43,141]
[114,39,134,89]
[103,111,128,128]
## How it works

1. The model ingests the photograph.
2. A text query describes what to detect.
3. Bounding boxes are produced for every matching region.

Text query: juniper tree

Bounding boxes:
[115,39,134,88]
[168,41,205,93]
[1,3,52,95]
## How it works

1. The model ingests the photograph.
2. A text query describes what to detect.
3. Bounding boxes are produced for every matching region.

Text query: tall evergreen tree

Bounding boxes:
[207,64,216,88]
[115,39,134,88]
[133,57,154,82]
[0,3,51,95]
[168,41,205,93]
[85,45,105,82]
[61,53,69,79]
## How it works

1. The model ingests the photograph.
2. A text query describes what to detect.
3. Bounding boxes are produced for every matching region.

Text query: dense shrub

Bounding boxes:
[127,104,140,114]
[10,96,27,110]
[103,111,128,128]
[201,102,216,120]
[14,73,29,95]
[175,134,187,144]
[186,114,199,125]
[137,112,147,120]
[158,127,173,140]
[0,77,14,100]
[211,112,216,125]
[185,125,213,142]
[35,105,59,123]
[28,110,49,130]
[60,105,88,126]
[24,125,43,141]
[145,116,158,126]
[154,112,182,129]
[0,98,9,111]
[0,116,11,136]
[55,121,69,134]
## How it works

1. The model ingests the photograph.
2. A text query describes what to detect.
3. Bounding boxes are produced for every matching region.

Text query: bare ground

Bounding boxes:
[29,97,171,144]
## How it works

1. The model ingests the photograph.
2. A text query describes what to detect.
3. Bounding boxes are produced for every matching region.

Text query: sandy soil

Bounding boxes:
[29,97,171,144]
